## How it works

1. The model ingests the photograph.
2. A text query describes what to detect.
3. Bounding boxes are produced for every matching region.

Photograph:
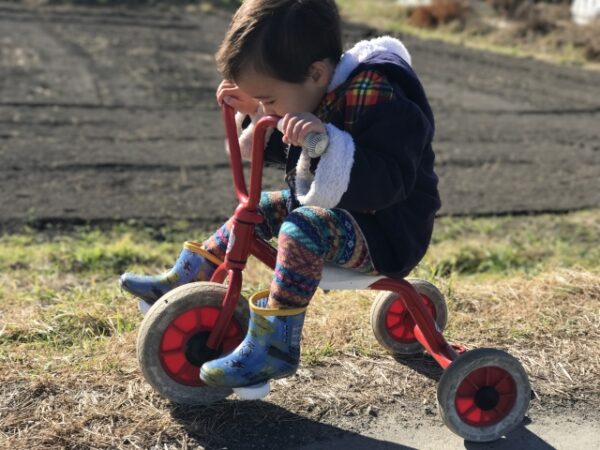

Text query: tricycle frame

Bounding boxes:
[204,105,459,370]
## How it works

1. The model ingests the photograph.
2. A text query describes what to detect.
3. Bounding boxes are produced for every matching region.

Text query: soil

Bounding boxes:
[0,1,599,232]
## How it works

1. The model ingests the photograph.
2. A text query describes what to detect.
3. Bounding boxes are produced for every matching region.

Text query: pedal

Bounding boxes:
[233,381,271,400]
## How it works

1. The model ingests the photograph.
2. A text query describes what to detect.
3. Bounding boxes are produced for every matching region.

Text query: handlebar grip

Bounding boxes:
[277,120,329,158]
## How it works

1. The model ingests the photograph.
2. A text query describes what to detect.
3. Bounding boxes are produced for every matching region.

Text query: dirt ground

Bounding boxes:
[0,1,599,231]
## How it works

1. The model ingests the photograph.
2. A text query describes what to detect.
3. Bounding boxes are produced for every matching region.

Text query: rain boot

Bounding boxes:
[120,241,222,304]
[200,290,306,388]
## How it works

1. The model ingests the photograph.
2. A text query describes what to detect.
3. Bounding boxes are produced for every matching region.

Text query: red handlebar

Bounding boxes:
[221,105,280,210]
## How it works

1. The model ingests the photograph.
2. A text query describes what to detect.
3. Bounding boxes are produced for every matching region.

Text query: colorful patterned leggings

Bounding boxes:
[203,190,377,307]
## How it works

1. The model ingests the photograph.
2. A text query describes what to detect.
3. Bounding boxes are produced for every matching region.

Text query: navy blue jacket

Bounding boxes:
[261,51,440,277]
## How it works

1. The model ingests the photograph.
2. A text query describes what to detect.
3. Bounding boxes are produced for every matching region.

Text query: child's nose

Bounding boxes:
[261,104,276,116]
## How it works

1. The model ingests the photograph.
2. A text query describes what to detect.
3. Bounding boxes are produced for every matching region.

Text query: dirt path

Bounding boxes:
[125,394,599,450]
[296,410,600,450]
[0,1,599,230]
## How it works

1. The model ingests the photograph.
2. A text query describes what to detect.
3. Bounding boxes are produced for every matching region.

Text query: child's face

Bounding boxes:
[236,62,332,117]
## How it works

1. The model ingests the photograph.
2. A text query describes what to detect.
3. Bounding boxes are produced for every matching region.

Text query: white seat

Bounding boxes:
[137,265,390,316]
[318,263,387,290]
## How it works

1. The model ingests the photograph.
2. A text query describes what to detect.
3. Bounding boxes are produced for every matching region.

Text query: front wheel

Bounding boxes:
[437,348,531,442]
[137,282,250,405]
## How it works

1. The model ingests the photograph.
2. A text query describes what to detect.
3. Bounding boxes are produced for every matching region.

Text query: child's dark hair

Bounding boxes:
[216,0,342,84]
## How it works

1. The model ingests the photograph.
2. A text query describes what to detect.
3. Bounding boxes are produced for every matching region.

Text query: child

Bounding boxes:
[120,0,440,389]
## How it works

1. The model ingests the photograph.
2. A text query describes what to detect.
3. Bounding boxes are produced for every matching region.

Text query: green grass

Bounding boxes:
[419,211,600,278]
[3,210,597,280]
[1,209,597,363]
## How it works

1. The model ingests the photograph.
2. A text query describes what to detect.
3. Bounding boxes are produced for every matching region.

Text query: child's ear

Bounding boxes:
[309,60,332,87]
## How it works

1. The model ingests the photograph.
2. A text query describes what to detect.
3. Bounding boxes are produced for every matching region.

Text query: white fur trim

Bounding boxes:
[223,112,249,158]
[225,112,249,157]
[226,107,272,161]
[296,124,355,208]
[235,111,247,135]
[238,122,255,161]
[329,36,411,92]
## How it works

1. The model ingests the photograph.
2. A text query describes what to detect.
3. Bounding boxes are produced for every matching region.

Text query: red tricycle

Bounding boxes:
[136,104,531,442]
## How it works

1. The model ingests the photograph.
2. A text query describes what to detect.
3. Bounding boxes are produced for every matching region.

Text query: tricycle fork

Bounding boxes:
[204,105,279,352]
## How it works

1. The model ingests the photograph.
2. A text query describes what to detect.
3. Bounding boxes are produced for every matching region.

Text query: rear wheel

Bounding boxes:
[370,279,448,356]
[137,282,249,405]
[437,348,531,442]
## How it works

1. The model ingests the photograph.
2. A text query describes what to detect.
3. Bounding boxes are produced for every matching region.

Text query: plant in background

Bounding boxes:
[408,0,470,29]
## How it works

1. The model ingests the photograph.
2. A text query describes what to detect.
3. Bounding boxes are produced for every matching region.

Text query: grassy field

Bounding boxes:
[1,210,598,448]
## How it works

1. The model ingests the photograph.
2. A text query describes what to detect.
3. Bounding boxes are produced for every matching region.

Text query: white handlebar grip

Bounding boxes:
[277,120,329,158]
[303,132,329,158]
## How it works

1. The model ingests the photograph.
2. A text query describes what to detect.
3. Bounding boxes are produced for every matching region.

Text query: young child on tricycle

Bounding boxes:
[120,0,530,442]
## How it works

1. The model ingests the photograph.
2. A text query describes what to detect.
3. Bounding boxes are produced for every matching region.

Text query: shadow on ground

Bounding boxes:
[169,400,415,450]
[168,398,556,450]
[394,353,444,382]
[465,417,556,450]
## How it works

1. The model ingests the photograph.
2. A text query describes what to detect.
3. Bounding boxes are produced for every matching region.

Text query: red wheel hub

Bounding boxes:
[385,295,436,343]
[159,306,244,386]
[455,366,517,427]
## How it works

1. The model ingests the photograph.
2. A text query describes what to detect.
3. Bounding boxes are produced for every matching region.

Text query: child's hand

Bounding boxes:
[216,80,260,116]
[279,113,326,147]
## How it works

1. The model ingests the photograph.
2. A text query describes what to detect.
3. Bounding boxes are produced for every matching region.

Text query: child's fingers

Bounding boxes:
[282,115,301,145]
[222,80,236,88]
[218,80,236,93]
[222,96,245,111]
[291,119,308,145]
[298,121,318,144]
[293,118,325,146]
[216,80,234,104]
[216,87,239,105]
[279,114,292,135]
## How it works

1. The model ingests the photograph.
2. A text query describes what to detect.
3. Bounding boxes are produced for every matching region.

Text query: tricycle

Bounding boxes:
[136,104,531,442]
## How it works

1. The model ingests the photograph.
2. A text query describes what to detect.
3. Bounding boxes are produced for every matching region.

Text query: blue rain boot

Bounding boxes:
[200,290,306,388]
[120,241,222,304]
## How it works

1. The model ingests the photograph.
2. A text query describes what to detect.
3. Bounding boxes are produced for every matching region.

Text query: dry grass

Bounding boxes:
[446,268,600,399]
[1,210,599,448]
[409,0,469,29]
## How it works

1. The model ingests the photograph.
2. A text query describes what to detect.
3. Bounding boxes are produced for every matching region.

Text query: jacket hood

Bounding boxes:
[329,36,412,92]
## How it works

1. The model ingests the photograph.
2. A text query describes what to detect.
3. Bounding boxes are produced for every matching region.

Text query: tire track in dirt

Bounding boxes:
[0,2,599,230]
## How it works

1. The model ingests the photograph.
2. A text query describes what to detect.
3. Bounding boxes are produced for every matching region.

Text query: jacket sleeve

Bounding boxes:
[294,98,434,210]
[263,130,287,168]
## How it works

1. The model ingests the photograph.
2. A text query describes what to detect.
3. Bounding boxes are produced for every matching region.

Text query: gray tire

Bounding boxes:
[370,278,448,356]
[137,282,250,405]
[437,348,531,442]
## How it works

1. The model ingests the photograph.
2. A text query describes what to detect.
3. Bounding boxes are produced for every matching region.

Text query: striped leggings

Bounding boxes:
[203,190,377,307]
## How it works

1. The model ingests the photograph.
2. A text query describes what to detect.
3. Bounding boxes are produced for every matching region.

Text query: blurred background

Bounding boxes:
[1,0,598,230]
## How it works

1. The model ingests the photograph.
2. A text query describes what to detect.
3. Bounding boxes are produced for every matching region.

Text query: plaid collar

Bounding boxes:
[315,68,396,132]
